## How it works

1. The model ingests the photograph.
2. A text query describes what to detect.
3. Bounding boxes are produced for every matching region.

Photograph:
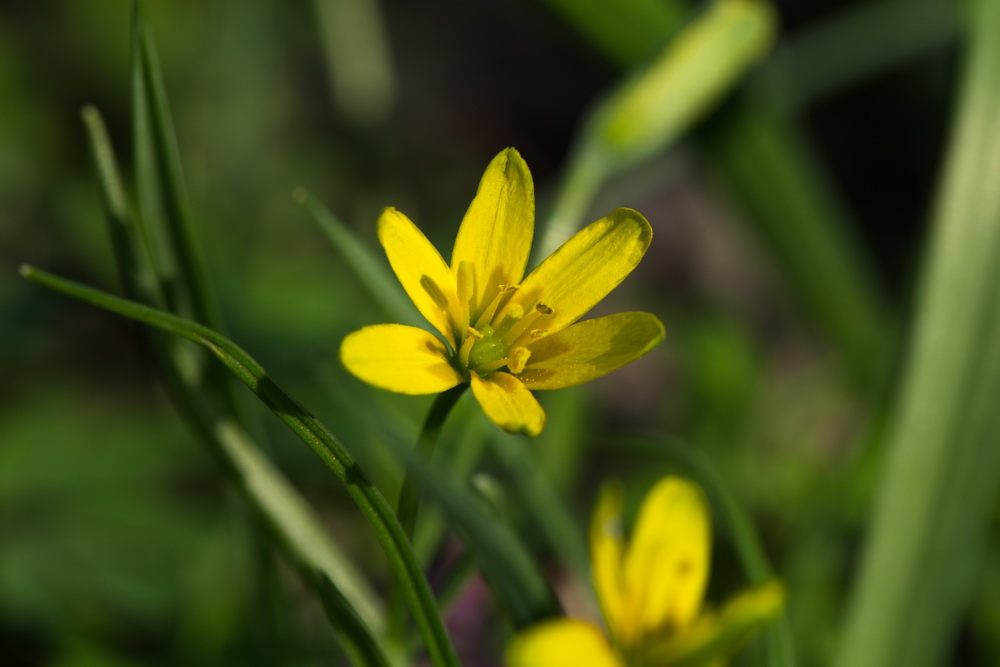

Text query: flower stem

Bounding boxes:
[397,384,468,539]
[388,384,467,646]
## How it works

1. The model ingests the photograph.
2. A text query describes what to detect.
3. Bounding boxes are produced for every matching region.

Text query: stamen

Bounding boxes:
[503,301,554,347]
[458,327,483,369]
[472,284,511,331]
[419,275,449,311]
[456,261,476,326]
[508,347,531,374]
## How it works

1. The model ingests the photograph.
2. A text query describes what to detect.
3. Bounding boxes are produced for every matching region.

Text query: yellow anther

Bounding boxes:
[419,275,449,310]
[508,347,531,374]
[465,326,484,340]
[529,329,547,338]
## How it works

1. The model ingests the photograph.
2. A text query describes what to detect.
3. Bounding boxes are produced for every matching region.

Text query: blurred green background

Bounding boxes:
[6,1,993,666]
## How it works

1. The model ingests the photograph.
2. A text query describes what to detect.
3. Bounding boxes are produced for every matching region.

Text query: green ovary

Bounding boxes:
[467,325,508,371]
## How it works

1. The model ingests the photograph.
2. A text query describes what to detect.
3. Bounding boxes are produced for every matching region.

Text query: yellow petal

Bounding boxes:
[469,371,545,436]
[509,208,652,337]
[518,312,664,389]
[505,619,624,667]
[451,148,534,319]
[378,207,457,343]
[340,324,464,395]
[623,477,710,642]
[590,480,628,647]
[641,581,785,667]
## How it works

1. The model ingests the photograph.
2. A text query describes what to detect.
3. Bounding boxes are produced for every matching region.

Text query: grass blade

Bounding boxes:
[835,2,1000,664]
[294,189,420,328]
[20,265,459,667]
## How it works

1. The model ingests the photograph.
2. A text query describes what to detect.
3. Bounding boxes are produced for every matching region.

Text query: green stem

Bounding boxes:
[396,385,468,538]
[388,384,466,646]
[20,265,459,667]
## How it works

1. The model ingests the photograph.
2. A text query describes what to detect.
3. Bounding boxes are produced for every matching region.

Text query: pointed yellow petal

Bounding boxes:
[378,207,457,343]
[642,581,785,667]
[590,480,628,647]
[623,477,710,641]
[452,148,534,318]
[469,371,545,436]
[340,324,464,395]
[509,208,652,336]
[518,312,664,389]
[506,619,624,667]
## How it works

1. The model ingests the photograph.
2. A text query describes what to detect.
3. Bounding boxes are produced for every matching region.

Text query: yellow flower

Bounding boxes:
[506,477,784,667]
[340,148,664,436]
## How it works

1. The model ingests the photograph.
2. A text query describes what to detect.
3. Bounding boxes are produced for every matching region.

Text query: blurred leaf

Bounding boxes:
[541,0,776,255]
[295,189,420,329]
[532,0,687,68]
[835,2,1000,665]
[312,0,397,126]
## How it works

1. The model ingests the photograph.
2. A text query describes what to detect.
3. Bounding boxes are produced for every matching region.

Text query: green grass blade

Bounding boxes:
[215,419,392,666]
[381,420,562,627]
[81,105,163,306]
[491,432,589,574]
[701,104,891,385]
[761,0,956,113]
[20,265,459,667]
[294,189,420,328]
[133,0,220,330]
[835,2,1000,664]
[532,0,687,69]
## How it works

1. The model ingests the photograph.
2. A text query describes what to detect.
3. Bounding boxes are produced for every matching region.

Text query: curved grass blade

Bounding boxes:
[294,189,420,328]
[380,423,562,628]
[20,265,459,667]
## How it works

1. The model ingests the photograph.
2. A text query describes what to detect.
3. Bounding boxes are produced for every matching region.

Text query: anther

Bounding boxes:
[419,276,449,311]
[508,347,531,374]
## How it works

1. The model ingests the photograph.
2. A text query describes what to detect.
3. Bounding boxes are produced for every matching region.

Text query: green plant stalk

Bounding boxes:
[396,386,468,540]
[835,2,1000,665]
[388,385,466,644]
[21,265,459,667]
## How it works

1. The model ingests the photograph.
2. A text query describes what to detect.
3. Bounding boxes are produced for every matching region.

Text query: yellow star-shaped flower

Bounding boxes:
[340,148,664,436]
[506,477,784,666]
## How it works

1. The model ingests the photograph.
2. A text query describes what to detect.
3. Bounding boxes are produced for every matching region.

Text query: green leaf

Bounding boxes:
[835,2,1000,665]
[20,265,459,667]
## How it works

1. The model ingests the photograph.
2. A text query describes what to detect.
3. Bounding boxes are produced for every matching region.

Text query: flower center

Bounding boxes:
[456,283,554,377]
